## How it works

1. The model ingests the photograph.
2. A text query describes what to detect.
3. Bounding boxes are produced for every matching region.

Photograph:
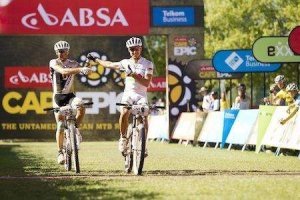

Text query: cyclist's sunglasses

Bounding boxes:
[129,47,140,52]
[58,49,68,53]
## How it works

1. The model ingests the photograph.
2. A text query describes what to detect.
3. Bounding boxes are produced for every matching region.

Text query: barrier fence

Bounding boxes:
[167,105,300,155]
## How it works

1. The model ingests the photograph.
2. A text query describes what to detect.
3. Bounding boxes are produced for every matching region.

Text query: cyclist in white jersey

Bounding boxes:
[49,40,92,164]
[86,37,154,155]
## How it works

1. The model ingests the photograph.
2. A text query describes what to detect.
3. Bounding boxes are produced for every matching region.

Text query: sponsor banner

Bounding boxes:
[148,77,166,92]
[1,91,123,115]
[261,106,290,148]
[0,90,122,139]
[213,49,281,73]
[253,36,300,63]
[152,6,195,27]
[226,109,259,146]
[4,66,52,89]
[288,26,300,55]
[186,59,243,80]
[198,111,223,143]
[280,111,300,150]
[173,36,197,56]
[172,112,196,141]
[255,105,276,153]
[0,0,149,35]
[147,114,169,140]
[221,109,239,148]
[193,111,207,145]
[246,117,258,145]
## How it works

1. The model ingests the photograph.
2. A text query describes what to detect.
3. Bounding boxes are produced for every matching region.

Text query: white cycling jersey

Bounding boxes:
[49,59,79,94]
[119,57,154,96]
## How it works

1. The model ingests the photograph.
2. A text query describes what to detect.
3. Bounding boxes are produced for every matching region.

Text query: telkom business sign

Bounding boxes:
[212,50,281,73]
[0,0,149,35]
[152,6,203,27]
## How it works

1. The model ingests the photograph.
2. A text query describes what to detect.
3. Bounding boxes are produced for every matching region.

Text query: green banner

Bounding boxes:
[256,105,277,153]
[253,36,300,63]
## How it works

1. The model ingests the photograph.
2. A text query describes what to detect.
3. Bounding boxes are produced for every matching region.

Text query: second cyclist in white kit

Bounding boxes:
[86,37,154,155]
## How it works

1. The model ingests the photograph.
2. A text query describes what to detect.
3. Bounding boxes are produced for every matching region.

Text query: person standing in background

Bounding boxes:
[199,86,212,112]
[220,91,229,111]
[232,83,251,110]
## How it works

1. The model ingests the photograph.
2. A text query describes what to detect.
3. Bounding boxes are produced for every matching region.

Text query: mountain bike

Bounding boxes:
[44,101,93,173]
[116,103,165,175]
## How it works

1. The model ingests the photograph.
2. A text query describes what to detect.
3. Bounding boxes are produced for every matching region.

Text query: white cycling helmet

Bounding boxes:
[286,83,298,91]
[54,40,70,51]
[126,37,142,48]
[274,75,285,84]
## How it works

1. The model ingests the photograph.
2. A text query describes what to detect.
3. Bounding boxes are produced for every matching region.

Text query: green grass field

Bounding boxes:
[0,141,299,200]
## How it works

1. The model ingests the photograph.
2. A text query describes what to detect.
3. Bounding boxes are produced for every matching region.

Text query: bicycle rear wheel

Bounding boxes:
[133,124,146,175]
[125,124,133,173]
[70,124,80,173]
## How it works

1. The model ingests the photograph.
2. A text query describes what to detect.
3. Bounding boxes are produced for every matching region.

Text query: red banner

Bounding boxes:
[0,0,149,35]
[4,66,52,89]
[148,77,166,92]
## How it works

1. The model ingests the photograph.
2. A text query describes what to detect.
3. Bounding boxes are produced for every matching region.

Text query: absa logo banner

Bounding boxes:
[0,0,149,35]
[5,67,52,89]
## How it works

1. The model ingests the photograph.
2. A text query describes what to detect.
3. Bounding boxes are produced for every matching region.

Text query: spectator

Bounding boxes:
[156,98,165,107]
[150,96,159,115]
[210,91,220,111]
[263,83,280,105]
[273,75,290,106]
[156,98,165,114]
[220,91,229,111]
[280,82,300,125]
[199,86,212,112]
[232,83,251,109]
[151,96,158,106]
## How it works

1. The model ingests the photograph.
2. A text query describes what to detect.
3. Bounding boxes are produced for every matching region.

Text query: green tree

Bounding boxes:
[143,35,167,76]
[204,0,300,106]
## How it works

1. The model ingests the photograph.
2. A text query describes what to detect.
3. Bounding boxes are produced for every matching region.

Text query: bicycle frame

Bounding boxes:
[44,101,93,173]
[116,103,164,175]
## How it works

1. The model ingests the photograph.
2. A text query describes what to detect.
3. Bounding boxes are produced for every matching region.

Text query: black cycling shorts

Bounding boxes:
[54,93,76,107]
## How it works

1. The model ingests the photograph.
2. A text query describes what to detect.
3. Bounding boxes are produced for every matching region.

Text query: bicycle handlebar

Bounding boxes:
[44,102,93,112]
[116,103,165,109]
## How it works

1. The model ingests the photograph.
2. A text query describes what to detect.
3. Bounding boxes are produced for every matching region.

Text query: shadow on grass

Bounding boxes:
[0,144,159,199]
[0,145,24,176]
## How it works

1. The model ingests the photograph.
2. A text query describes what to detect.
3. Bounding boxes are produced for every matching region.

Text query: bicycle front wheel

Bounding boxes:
[132,124,146,175]
[70,124,80,173]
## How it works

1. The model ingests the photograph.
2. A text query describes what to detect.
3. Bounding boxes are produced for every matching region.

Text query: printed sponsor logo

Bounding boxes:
[224,112,236,119]
[173,36,197,56]
[5,67,52,88]
[213,49,281,73]
[148,77,166,92]
[152,7,195,26]
[225,52,244,71]
[186,59,243,80]
[253,37,300,63]
[21,3,128,30]
[2,91,123,115]
[0,0,149,35]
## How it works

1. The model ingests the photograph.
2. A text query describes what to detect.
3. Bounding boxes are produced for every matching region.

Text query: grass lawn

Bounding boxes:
[0,141,299,199]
